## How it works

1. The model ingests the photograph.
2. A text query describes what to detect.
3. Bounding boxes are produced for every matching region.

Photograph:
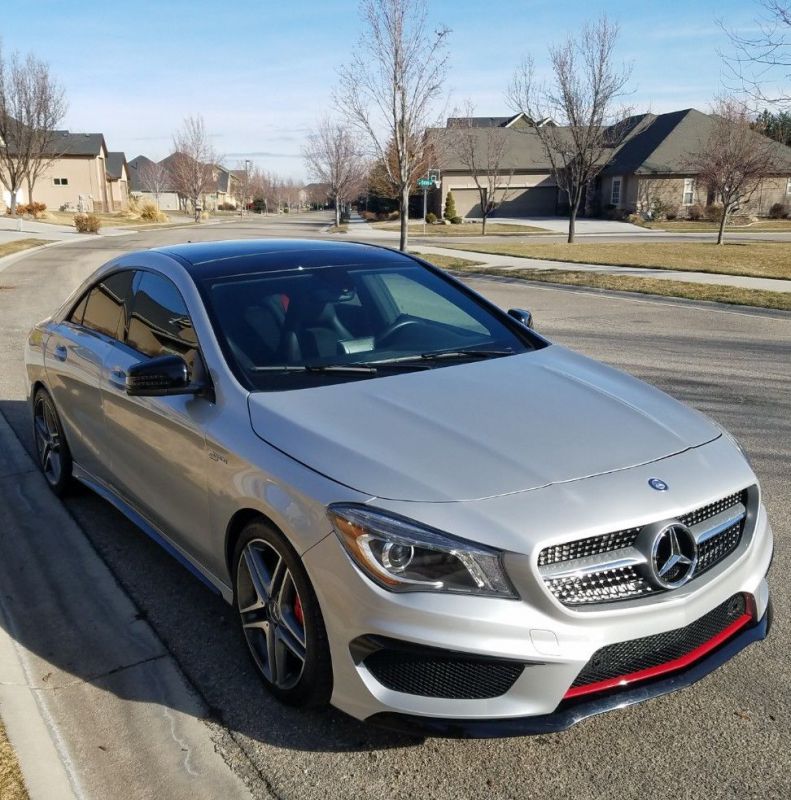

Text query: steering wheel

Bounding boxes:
[375,316,423,349]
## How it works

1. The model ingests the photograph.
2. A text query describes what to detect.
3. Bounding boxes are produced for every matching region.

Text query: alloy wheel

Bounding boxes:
[33,395,63,487]
[236,538,307,691]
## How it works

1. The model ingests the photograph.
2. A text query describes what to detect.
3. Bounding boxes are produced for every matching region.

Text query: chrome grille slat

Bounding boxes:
[539,489,750,607]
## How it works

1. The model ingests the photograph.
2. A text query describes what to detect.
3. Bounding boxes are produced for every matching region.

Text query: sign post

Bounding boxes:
[418,170,440,235]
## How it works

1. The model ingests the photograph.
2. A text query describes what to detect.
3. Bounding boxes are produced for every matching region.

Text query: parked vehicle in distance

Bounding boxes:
[25,239,773,735]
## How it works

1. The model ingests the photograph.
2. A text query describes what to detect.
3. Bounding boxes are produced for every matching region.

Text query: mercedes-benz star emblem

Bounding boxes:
[648,477,669,491]
[650,523,698,589]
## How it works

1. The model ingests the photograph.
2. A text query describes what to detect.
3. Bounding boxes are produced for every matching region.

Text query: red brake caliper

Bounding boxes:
[294,595,304,627]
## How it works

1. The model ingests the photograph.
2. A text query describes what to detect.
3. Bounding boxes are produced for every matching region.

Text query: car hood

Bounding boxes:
[247,346,721,502]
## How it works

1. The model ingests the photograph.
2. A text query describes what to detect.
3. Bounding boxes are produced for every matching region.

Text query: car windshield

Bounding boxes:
[202,259,538,390]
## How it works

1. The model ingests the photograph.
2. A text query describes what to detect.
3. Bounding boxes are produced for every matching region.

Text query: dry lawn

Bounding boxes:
[0,239,53,259]
[0,720,28,800]
[448,265,791,312]
[442,241,791,281]
[410,252,484,270]
[371,221,549,236]
[643,219,791,232]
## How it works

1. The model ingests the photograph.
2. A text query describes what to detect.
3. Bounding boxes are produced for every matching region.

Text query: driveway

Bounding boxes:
[0,213,788,799]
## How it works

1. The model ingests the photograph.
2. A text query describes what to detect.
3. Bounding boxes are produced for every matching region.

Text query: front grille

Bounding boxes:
[539,489,750,607]
[364,649,524,699]
[570,593,749,692]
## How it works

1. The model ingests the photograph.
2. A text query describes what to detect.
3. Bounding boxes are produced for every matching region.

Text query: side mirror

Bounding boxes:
[508,308,534,329]
[126,354,204,397]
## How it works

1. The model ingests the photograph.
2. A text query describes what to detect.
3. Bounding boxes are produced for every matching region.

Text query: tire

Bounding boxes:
[233,519,333,708]
[32,388,73,497]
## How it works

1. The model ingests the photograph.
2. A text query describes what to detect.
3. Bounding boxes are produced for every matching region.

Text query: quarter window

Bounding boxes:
[683,178,695,205]
[127,272,199,369]
[80,271,136,340]
[610,177,622,207]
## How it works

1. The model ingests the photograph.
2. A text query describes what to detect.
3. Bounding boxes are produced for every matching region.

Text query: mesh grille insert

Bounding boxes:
[571,593,748,689]
[364,649,524,699]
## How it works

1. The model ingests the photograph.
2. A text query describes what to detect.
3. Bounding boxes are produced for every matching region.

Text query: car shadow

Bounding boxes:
[0,398,422,754]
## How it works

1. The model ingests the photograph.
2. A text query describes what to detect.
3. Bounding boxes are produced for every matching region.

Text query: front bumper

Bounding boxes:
[302,501,773,729]
[367,599,773,737]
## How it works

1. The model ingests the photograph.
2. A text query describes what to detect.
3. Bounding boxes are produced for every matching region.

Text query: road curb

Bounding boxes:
[0,409,252,800]
[0,239,81,277]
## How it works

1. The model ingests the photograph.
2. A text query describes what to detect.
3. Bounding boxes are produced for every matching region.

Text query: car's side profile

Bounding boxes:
[25,239,772,735]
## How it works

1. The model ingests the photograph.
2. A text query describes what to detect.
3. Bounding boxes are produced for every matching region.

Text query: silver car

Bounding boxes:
[25,240,773,735]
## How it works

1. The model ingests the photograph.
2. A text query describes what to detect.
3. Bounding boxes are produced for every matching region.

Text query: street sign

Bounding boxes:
[417,179,434,187]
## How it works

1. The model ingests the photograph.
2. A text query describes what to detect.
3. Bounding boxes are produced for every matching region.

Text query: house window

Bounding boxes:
[54,177,69,186]
[786,177,791,195]
[610,177,622,206]
[683,178,695,205]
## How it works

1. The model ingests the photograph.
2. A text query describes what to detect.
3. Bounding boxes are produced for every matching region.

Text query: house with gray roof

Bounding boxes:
[428,108,791,219]
[1,128,130,213]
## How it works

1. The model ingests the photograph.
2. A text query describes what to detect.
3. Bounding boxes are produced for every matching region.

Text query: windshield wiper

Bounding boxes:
[419,348,514,361]
[251,364,378,374]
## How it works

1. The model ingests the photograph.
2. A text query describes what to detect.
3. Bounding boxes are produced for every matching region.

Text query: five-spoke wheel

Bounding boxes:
[33,389,72,495]
[234,521,332,707]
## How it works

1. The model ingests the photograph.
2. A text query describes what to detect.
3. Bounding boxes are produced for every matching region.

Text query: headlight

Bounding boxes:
[327,504,517,598]
[721,427,754,470]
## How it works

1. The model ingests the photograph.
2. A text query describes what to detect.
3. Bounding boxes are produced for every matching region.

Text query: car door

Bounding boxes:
[100,270,212,559]
[44,271,135,482]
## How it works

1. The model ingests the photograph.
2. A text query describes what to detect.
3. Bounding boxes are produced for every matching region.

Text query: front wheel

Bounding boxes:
[32,389,73,496]
[233,520,333,708]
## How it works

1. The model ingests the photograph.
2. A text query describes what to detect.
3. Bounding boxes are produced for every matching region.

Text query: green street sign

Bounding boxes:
[417,179,433,187]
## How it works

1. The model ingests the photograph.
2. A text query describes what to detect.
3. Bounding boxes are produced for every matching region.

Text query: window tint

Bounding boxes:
[127,272,198,368]
[81,270,135,340]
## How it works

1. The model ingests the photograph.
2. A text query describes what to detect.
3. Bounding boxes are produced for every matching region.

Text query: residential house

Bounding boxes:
[429,108,791,219]
[1,128,129,212]
[128,155,181,211]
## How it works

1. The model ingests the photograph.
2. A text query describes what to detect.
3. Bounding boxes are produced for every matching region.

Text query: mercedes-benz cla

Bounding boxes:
[25,240,773,735]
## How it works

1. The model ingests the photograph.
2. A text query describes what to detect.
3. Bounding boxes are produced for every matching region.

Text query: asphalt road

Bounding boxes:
[0,213,788,800]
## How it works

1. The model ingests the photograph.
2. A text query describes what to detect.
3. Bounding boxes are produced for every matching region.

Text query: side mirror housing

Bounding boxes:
[508,308,534,329]
[126,354,204,397]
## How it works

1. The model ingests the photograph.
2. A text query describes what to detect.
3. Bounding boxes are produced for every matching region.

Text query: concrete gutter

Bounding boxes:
[0,411,252,800]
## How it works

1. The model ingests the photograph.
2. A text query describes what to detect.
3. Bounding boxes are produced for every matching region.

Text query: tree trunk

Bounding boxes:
[9,190,18,216]
[27,178,34,206]
[335,199,341,227]
[482,213,487,236]
[568,200,580,243]
[716,206,729,245]
[400,184,409,252]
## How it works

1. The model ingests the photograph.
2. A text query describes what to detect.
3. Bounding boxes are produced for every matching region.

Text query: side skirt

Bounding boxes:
[71,462,234,603]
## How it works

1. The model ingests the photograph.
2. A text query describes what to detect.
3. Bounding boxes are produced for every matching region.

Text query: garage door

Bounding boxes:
[494,187,557,217]
[449,187,558,218]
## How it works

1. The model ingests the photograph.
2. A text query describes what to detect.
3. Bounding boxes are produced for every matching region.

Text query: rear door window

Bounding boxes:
[80,271,136,341]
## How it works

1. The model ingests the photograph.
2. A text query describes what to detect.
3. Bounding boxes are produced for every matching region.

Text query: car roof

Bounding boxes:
[153,239,410,279]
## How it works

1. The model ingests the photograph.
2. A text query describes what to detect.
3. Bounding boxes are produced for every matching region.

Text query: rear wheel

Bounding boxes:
[233,520,333,707]
[32,389,72,496]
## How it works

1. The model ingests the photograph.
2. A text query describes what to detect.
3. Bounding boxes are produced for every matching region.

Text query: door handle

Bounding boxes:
[53,344,67,362]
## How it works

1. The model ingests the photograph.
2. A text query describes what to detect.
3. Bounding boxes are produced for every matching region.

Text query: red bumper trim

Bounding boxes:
[564,612,753,700]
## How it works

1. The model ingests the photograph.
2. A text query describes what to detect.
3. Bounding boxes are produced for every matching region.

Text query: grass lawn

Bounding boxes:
[0,720,28,800]
[0,239,54,259]
[328,224,349,233]
[33,210,197,229]
[643,219,791,232]
[441,241,791,281]
[449,264,791,311]
[410,252,484,270]
[370,221,549,235]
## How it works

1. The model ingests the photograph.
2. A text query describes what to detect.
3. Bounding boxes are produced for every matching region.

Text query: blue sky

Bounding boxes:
[0,0,767,179]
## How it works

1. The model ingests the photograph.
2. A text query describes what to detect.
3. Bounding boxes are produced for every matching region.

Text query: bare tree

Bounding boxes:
[337,0,449,251]
[169,115,218,221]
[446,103,514,234]
[0,45,67,214]
[509,16,631,242]
[722,1,791,106]
[303,117,366,226]
[138,160,170,209]
[685,99,778,244]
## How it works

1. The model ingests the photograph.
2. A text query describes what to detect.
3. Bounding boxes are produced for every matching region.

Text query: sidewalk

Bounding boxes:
[410,244,791,294]
[0,411,251,800]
